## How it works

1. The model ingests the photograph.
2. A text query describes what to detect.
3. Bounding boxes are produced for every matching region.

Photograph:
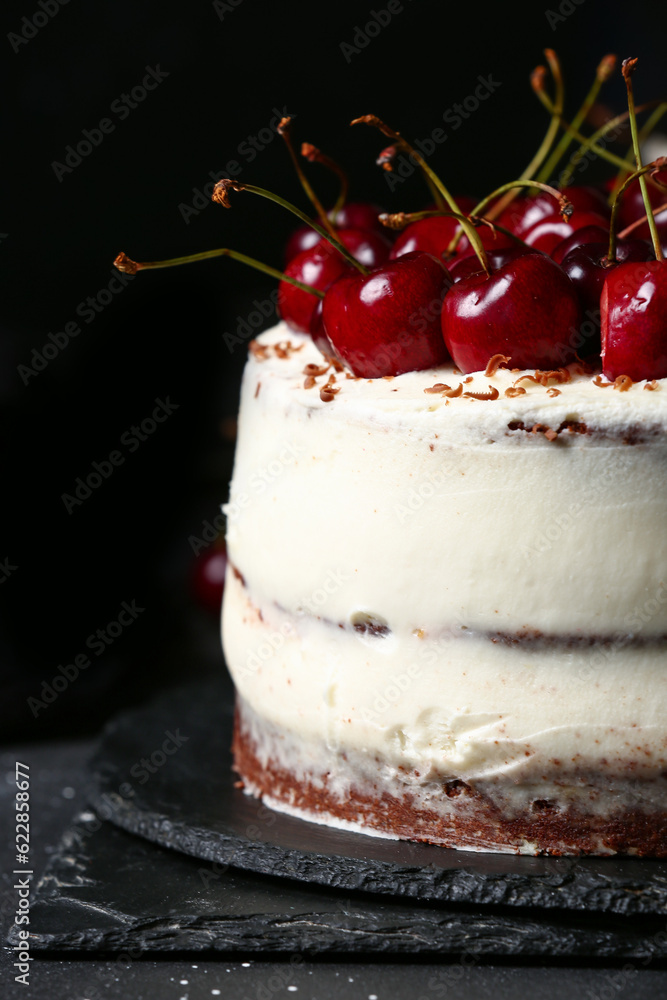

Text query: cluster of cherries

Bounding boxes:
[115,53,667,610]
[115,53,667,387]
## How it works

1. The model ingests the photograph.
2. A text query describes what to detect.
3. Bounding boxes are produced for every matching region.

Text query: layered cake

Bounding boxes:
[222,321,667,856]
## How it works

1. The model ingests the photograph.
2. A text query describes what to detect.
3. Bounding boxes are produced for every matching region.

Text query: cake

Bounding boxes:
[222,321,667,856]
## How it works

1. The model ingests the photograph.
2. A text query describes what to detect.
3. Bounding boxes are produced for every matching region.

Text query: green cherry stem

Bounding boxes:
[484,51,565,222]
[213,178,368,275]
[113,249,325,297]
[351,115,452,212]
[622,58,664,262]
[300,142,349,222]
[277,117,339,241]
[607,159,667,262]
[559,100,664,190]
[607,101,667,201]
[537,53,616,184]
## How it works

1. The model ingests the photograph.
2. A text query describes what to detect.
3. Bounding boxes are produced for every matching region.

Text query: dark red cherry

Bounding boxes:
[601,260,667,381]
[523,210,610,256]
[497,192,557,236]
[561,238,654,315]
[322,251,452,378]
[617,180,666,229]
[448,245,536,283]
[309,298,338,359]
[389,198,477,262]
[442,252,582,372]
[284,225,321,264]
[562,184,611,217]
[551,224,609,265]
[332,201,386,233]
[192,547,228,614]
[455,224,521,260]
[278,242,352,333]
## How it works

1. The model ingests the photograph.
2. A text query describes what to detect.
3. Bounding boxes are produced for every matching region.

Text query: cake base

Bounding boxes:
[233,699,667,857]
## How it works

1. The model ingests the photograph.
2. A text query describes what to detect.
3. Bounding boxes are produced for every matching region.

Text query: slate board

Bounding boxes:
[86,680,667,916]
[15,812,667,958]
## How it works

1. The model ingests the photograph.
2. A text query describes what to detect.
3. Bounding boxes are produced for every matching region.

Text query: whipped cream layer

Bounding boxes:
[223,322,667,792]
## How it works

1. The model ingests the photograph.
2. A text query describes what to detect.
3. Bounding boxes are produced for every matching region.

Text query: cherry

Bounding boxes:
[442,251,582,373]
[448,245,536,283]
[284,212,391,264]
[523,210,610,256]
[497,192,558,237]
[309,298,338,359]
[334,201,386,233]
[191,546,228,614]
[322,251,452,378]
[562,184,611,216]
[601,261,667,380]
[600,58,667,381]
[561,237,653,314]
[616,179,665,228]
[551,224,609,265]
[278,242,353,334]
[388,197,477,261]
[455,224,521,260]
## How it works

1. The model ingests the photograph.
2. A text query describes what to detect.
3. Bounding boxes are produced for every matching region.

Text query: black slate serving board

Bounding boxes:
[85,680,667,917]
[14,811,667,957]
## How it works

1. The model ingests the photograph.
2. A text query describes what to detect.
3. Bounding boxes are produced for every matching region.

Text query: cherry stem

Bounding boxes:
[301,142,350,221]
[607,160,665,262]
[622,58,664,261]
[609,101,667,195]
[212,179,368,274]
[380,209,529,253]
[485,50,564,222]
[559,100,663,190]
[533,84,635,177]
[537,53,616,184]
[113,249,325,296]
[277,117,339,240]
[351,115,454,212]
[618,201,667,239]
[446,179,572,256]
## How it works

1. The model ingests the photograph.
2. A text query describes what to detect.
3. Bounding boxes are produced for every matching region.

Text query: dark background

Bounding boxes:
[3,0,667,741]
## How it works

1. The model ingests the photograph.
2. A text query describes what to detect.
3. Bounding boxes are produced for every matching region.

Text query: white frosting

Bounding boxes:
[222,322,667,792]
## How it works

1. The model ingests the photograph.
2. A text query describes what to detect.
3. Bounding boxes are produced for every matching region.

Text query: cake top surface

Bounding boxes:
[248,323,667,444]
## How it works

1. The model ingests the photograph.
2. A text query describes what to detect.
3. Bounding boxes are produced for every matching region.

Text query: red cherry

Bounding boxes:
[284,225,321,264]
[561,238,654,316]
[192,547,228,614]
[322,251,452,378]
[455,224,520,260]
[442,252,582,373]
[389,197,477,261]
[561,185,611,217]
[551,224,610,265]
[497,192,556,236]
[617,181,666,229]
[309,298,338,359]
[448,245,536,283]
[601,260,667,381]
[278,243,352,333]
[333,201,386,233]
[523,210,610,256]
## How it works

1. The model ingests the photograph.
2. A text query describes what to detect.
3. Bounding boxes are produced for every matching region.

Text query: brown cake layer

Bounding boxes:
[232,701,667,857]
